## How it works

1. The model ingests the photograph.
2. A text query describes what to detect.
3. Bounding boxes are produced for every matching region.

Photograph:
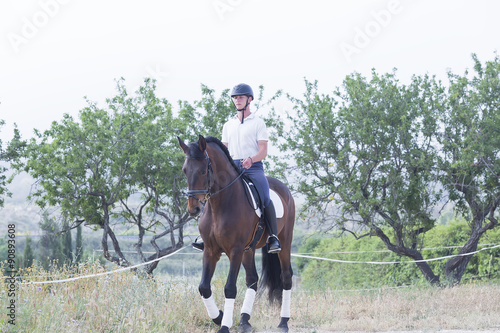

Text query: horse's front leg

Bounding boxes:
[199,251,223,326]
[218,248,244,333]
[238,251,259,333]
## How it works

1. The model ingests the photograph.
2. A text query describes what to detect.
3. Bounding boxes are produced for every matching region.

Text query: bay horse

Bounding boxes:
[178,135,295,333]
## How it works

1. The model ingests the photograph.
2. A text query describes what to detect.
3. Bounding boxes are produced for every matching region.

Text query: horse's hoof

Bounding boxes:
[238,313,252,333]
[217,326,230,333]
[238,322,252,333]
[213,310,223,326]
[277,324,289,333]
[277,317,289,332]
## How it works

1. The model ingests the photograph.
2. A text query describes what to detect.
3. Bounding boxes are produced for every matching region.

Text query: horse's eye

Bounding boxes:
[200,169,207,175]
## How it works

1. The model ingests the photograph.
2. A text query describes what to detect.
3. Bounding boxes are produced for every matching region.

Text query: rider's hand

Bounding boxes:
[242,157,253,169]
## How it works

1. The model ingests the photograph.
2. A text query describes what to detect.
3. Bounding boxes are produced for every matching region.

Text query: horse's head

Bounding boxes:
[178,135,211,217]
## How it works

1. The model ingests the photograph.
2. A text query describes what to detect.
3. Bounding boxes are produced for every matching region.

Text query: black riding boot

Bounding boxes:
[192,236,204,252]
[264,201,281,254]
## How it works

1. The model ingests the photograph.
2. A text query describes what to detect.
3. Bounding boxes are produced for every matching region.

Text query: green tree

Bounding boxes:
[196,84,234,137]
[23,235,35,268]
[20,79,192,273]
[0,120,25,207]
[438,53,500,283]
[271,72,444,284]
[299,219,500,289]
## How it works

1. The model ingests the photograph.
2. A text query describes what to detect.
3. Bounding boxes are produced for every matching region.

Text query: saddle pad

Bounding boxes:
[243,181,284,218]
[270,189,285,218]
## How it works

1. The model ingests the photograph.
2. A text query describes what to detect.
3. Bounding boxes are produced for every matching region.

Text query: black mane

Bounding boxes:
[188,136,240,173]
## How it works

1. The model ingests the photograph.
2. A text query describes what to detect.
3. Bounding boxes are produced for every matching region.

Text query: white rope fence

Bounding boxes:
[94,243,499,255]
[291,243,500,264]
[14,243,500,285]
[298,243,499,254]
[17,246,187,285]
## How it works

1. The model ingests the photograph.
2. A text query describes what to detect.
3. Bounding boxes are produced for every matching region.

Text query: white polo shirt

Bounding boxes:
[222,113,268,160]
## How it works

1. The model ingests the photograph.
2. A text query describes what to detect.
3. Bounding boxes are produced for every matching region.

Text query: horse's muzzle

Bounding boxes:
[188,204,202,217]
[185,190,209,217]
[187,195,205,217]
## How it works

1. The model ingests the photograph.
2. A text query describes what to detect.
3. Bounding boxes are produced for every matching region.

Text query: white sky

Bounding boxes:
[1,0,500,142]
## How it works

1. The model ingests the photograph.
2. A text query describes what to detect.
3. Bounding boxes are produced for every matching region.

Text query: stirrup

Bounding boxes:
[192,236,204,252]
[267,235,281,254]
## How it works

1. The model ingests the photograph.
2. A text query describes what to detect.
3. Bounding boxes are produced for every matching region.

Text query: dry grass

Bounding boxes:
[1,261,500,332]
[290,285,500,332]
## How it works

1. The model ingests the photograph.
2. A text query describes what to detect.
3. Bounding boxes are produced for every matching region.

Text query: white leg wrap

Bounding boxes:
[240,288,257,316]
[280,289,292,318]
[202,295,220,319]
[221,298,235,328]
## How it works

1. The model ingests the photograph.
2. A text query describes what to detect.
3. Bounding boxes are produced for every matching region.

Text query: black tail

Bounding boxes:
[259,248,283,304]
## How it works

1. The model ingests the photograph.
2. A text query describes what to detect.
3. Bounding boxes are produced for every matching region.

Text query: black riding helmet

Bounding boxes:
[230,83,254,99]
[230,83,253,123]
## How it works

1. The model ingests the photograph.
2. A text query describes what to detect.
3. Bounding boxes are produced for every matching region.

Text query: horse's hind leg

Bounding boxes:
[278,289,291,332]
[238,251,259,333]
[199,253,223,326]
[278,250,293,332]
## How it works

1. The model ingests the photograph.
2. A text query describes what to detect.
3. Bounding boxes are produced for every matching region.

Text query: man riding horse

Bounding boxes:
[192,83,281,254]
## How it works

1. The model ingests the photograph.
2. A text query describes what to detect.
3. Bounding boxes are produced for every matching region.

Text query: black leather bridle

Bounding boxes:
[185,150,244,205]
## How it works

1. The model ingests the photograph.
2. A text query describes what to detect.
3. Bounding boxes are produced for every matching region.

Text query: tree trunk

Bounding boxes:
[374,225,441,285]
[144,241,184,275]
[101,204,130,267]
[445,216,497,284]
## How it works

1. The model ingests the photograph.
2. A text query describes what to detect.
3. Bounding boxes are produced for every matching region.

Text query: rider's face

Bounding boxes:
[232,95,251,109]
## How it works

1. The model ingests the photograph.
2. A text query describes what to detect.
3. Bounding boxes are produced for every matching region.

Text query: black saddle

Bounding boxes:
[241,173,264,210]
[240,174,266,252]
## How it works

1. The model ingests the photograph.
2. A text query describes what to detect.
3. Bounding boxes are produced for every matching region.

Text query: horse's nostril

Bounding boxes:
[190,206,201,217]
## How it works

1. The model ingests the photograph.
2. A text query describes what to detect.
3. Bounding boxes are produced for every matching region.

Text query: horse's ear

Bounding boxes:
[198,135,206,152]
[178,137,189,155]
